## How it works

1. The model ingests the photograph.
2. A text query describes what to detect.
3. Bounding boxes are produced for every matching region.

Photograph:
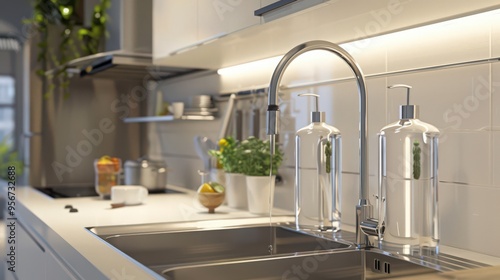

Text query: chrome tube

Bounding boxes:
[266,40,372,247]
[218,93,236,140]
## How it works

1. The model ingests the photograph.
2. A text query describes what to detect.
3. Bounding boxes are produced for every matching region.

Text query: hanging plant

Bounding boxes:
[78,0,110,56]
[23,0,110,98]
[0,137,23,180]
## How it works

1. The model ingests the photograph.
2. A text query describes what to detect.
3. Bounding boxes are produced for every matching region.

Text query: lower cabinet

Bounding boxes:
[5,221,77,280]
[46,249,78,280]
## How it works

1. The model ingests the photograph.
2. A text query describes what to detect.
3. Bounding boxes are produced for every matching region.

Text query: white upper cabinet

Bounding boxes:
[154,0,500,69]
[154,0,261,59]
[153,0,198,58]
[198,0,261,42]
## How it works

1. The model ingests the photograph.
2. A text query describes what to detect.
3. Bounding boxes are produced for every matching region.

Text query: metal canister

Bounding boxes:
[124,157,167,190]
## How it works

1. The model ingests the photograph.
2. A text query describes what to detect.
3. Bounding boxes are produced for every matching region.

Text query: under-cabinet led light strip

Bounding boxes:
[217,55,283,76]
[217,8,500,78]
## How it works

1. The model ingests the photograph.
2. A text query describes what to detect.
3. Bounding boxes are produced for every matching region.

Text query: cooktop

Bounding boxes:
[34,186,184,199]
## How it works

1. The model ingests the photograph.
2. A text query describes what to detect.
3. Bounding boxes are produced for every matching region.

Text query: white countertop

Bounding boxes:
[12,185,500,279]
[14,185,293,279]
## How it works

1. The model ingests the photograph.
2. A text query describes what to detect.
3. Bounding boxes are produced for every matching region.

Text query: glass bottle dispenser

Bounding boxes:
[379,84,440,255]
[295,93,342,231]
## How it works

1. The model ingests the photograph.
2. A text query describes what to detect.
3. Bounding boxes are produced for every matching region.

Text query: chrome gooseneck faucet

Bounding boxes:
[266,40,380,248]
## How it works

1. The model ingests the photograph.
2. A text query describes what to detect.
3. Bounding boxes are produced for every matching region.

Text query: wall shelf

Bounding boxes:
[123,115,215,123]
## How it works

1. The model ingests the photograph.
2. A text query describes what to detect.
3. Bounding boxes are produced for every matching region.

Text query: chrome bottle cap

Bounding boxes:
[388,84,419,120]
[298,93,325,122]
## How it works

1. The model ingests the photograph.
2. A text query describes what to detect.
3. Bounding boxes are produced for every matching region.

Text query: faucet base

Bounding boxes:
[356,199,382,248]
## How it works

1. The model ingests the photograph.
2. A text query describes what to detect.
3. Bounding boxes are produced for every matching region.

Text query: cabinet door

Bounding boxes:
[8,223,78,280]
[46,250,78,280]
[198,0,261,41]
[15,223,46,280]
[153,0,198,58]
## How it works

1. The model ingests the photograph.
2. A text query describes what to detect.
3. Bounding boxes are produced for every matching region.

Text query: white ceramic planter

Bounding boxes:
[246,175,276,214]
[224,173,248,209]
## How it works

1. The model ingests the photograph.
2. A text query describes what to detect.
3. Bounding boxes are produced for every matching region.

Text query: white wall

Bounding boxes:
[151,9,500,257]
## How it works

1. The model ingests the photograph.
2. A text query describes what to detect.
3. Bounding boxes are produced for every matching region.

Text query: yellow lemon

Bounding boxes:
[198,183,215,193]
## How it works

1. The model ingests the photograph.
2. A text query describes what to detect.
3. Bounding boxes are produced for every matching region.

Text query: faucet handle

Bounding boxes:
[360,218,385,238]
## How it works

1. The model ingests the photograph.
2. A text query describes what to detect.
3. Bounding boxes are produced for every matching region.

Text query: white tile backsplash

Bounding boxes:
[340,173,359,227]
[325,80,360,173]
[164,156,205,190]
[342,36,387,75]
[439,183,500,256]
[491,11,500,57]
[439,132,491,186]
[493,132,500,187]
[366,78,388,176]
[387,65,491,131]
[279,131,296,168]
[492,64,500,128]
[152,10,500,257]
[153,120,222,161]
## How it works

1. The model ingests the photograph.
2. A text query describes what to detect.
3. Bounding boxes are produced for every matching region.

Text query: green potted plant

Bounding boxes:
[0,139,23,181]
[239,136,283,176]
[209,137,244,174]
[209,137,247,209]
[239,136,284,214]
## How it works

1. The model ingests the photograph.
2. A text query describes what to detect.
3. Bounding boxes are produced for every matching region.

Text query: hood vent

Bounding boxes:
[48,51,203,82]
[48,0,203,81]
[63,51,203,81]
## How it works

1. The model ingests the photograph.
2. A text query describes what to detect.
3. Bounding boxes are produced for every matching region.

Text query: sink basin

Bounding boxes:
[91,223,351,271]
[162,249,438,280]
[88,218,488,279]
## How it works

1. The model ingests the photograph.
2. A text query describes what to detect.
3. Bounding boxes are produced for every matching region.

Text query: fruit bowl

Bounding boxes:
[197,182,225,213]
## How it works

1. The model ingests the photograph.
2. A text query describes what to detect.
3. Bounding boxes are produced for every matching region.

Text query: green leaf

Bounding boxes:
[78,28,89,36]
[0,138,23,179]
[35,69,45,77]
[412,140,421,180]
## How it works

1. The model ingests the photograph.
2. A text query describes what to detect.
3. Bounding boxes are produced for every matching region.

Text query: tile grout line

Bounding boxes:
[489,21,494,187]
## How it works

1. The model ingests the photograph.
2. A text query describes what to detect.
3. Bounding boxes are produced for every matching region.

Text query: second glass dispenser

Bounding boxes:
[295,93,342,232]
[378,84,440,255]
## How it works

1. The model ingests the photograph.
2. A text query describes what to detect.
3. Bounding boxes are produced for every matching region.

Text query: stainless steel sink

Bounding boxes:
[162,249,438,280]
[88,218,488,279]
[89,221,352,271]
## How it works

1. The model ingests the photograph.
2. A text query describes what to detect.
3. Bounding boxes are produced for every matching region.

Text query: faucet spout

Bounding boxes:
[266,40,374,247]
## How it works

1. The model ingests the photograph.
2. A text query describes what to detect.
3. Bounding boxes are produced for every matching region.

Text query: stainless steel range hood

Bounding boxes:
[59,50,202,81]
[52,0,203,81]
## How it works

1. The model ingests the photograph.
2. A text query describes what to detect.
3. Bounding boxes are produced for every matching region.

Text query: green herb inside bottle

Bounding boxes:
[325,141,332,174]
[413,140,421,179]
